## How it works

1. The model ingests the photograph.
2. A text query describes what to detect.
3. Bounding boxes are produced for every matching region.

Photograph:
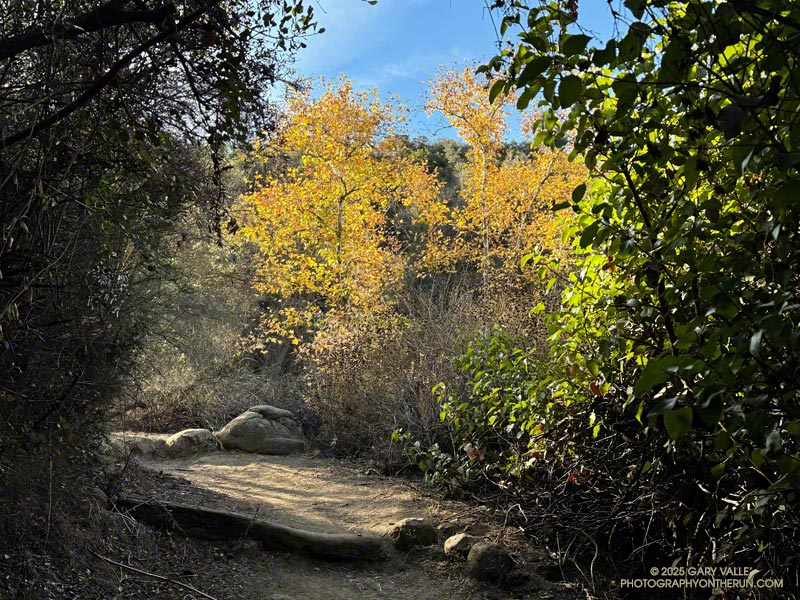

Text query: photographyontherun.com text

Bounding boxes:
[620,567,783,590]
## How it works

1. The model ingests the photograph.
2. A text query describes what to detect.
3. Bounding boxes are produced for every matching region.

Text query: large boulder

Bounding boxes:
[386,518,438,550]
[465,542,514,582]
[164,428,220,457]
[214,405,304,455]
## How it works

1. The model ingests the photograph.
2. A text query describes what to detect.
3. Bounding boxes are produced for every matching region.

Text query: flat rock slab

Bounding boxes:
[107,432,169,457]
[116,495,384,562]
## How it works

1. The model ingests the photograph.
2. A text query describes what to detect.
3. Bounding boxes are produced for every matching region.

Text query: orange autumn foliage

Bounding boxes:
[421,65,586,278]
[234,79,440,343]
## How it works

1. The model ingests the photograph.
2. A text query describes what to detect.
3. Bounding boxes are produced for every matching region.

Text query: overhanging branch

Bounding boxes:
[0,3,215,149]
[0,1,176,61]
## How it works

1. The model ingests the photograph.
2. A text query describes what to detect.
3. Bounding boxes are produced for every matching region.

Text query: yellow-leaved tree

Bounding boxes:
[234,79,440,344]
[421,65,586,281]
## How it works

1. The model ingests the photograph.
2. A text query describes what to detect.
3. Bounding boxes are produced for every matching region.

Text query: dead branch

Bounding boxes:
[89,550,219,600]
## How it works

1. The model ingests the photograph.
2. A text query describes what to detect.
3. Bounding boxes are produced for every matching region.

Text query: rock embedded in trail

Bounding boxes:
[107,433,167,457]
[444,532,479,559]
[116,495,384,562]
[214,405,304,455]
[465,542,514,582]
[164,428,220,457]
[387,517,439,550]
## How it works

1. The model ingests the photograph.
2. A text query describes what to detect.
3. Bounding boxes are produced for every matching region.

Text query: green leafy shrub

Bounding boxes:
[438,0,800,590]
[432,328,547,481]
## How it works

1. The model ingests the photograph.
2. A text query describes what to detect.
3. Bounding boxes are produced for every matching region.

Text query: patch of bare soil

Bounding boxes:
[103,449,585,600]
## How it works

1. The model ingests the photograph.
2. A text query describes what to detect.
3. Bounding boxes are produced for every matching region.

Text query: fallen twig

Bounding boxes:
[89,550,219,600]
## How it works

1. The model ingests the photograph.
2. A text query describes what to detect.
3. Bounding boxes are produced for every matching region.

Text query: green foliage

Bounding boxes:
[403,326,566,488]
[438,327,542,466]
[498,0,800,471]
[474,0,800,580]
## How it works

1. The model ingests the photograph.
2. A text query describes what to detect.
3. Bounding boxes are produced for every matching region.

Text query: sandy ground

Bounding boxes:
[116,447,582,600]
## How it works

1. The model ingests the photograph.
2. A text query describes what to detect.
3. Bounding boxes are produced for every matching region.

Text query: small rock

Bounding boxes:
[387,518,438,550]
[88,487,108,506]
[164,428,220,457]
[436,521,461,538]
[465,542,514,582]
[444,532,479,559]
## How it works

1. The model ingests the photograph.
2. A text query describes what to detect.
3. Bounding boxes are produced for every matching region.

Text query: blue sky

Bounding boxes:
[293,0,616,140]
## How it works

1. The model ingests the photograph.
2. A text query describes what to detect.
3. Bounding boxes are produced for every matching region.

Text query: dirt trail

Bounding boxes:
[140,451,440,536]
[125,450,578,600]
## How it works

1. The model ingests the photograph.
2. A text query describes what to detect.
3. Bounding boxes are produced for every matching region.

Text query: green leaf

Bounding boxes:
[647,396,677,417]
[489,79,506,104]
[777,152,800,170]
[636,357,673,396]
[571,183,587,203]
[635,400,645,423]
[664,407,693,440]
[612,77,638,105]
[578,220,599,248]
[766,430,783,453]
[520,253,534,268]
[593,40,616,67]
[624,0,646,19]
[717,104,747,139]
[517,56,551,87]
[751,449,765,469]
[516,88,533,110]
[562,34,592,57]
[785,421,800,437]
[714,429,731,451]
[740,147,755,174]
[749,329,763,358]
[559,75,583,108]
[618,22,651,61]
[658,36,691,83]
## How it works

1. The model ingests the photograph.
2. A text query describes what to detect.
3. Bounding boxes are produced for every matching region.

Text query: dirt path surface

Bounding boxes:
[115,449,581,600]
[140,451,461,537]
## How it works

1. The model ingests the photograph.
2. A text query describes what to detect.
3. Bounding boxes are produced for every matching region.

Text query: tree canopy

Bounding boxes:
[0,0,319,439]
[421,65,585,278]
[235,79,440,343]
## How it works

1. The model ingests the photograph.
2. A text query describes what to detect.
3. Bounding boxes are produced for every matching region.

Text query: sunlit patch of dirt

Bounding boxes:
[111,448,584,600]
